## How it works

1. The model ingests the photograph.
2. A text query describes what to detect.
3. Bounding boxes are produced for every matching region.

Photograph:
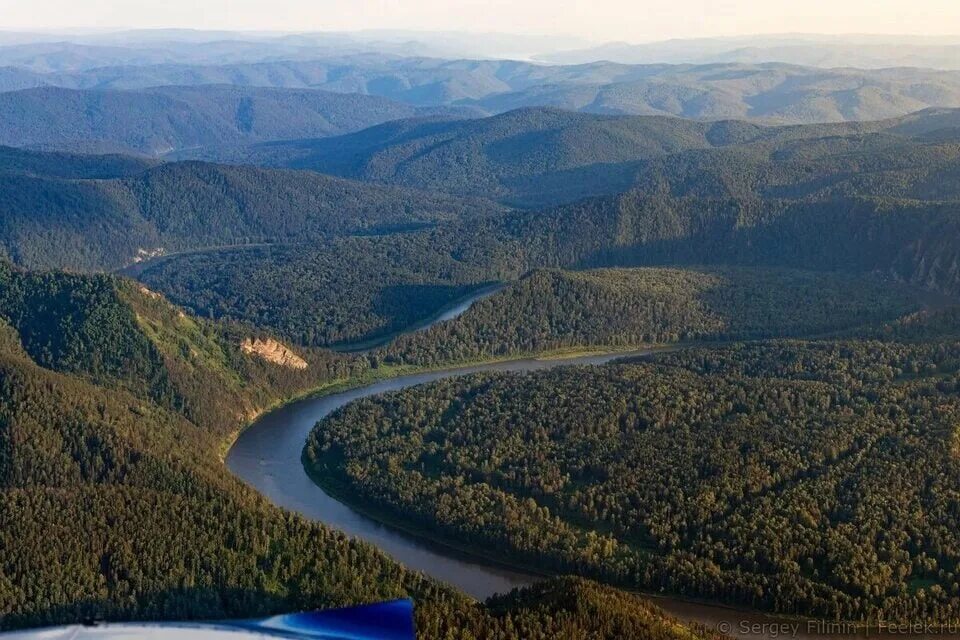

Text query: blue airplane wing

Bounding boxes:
[0,599,415,639]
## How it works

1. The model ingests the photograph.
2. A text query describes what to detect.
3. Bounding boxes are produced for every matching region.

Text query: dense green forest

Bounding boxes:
[137,239,509,347]
[0,260,364,433]
[8,99,960,636]
[0,262,721,639]
[140,189,960,348]
[0,152,498,271]
[210,107,960,207]
[307,333,960,623]
[4,106,960,275]
[0,145,158,179]
[123,107,960,345]
[3,107,960,348]
[381,267,925,365]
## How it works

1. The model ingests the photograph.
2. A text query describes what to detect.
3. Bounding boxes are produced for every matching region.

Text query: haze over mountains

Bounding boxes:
[9,25,960,638]
[5,56,960,125]
[3,29,960,127]
[0,29,594,68]
[0,85,468,154]
[536,33,960,68]
[3,30,960,69]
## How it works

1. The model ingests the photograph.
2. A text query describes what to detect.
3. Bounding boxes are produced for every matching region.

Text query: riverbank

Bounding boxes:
[329,283,505,353]
[225,348,662,599]
[303,453,554,588]
[219,343,658,460]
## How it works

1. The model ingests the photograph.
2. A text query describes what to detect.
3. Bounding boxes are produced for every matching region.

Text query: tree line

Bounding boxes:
[308,336,960,623]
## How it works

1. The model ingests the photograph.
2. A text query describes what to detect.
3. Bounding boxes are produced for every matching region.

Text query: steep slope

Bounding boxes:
[0,261,361,432]
[0,264,722,640]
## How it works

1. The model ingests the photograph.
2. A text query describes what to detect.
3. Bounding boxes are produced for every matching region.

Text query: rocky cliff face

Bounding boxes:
[240,337,308,370]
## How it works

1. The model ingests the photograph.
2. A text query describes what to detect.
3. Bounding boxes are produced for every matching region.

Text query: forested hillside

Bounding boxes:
[0,145,158,178]
[382,267,925,365]
[0,260,364,432]
[308,336,960,623]
[4,106,960,277]
[139,186,960,348]
[0,262,721,639]
[183,108,732,206]
[136,238,507,347]
[0,151,498,271]
[180,106,960,209]
[10,26,960,640]
[0,85,465,155]
[505,194,960,295]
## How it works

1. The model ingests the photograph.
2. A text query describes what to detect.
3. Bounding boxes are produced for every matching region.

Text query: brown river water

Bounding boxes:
[226,288,960,640]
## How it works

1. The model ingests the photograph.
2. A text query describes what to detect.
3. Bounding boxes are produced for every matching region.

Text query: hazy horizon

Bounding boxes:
[3,0,960,45]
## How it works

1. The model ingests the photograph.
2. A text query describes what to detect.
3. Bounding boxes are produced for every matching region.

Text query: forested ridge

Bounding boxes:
[132,107,960,345]
[0,262,725,638]
[0,154,498,271]
[307,333,960,623]
[140,190,960,348]
[5,107,960,348]
[381,267,925,366]
[206,106,960,207]
[0,85,465,155]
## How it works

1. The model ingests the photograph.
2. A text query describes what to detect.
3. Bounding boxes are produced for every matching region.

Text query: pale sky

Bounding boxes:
[1,0,959,43]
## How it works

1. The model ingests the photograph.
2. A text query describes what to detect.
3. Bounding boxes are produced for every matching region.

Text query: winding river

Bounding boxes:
[225,287,958,640]
[227,348,645,598]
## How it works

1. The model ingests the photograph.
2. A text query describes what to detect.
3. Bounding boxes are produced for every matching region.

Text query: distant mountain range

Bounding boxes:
[535,34,960,69]
[3,31,960,71]
[5,56,960,125]
[0,29,592,70]
[180,106,960,207]
[0,85,470,155]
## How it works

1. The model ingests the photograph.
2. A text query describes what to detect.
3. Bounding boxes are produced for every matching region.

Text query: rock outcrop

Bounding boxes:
[240,337,308,370]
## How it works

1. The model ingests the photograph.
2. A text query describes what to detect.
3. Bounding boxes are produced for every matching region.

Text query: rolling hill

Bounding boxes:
[188,106,960,207]
[0,85,471,155]
[381,267,927,366]
[198,108,736,206]
[0,148,499,270]
[6,55,960,124]
[6,107,960,347]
